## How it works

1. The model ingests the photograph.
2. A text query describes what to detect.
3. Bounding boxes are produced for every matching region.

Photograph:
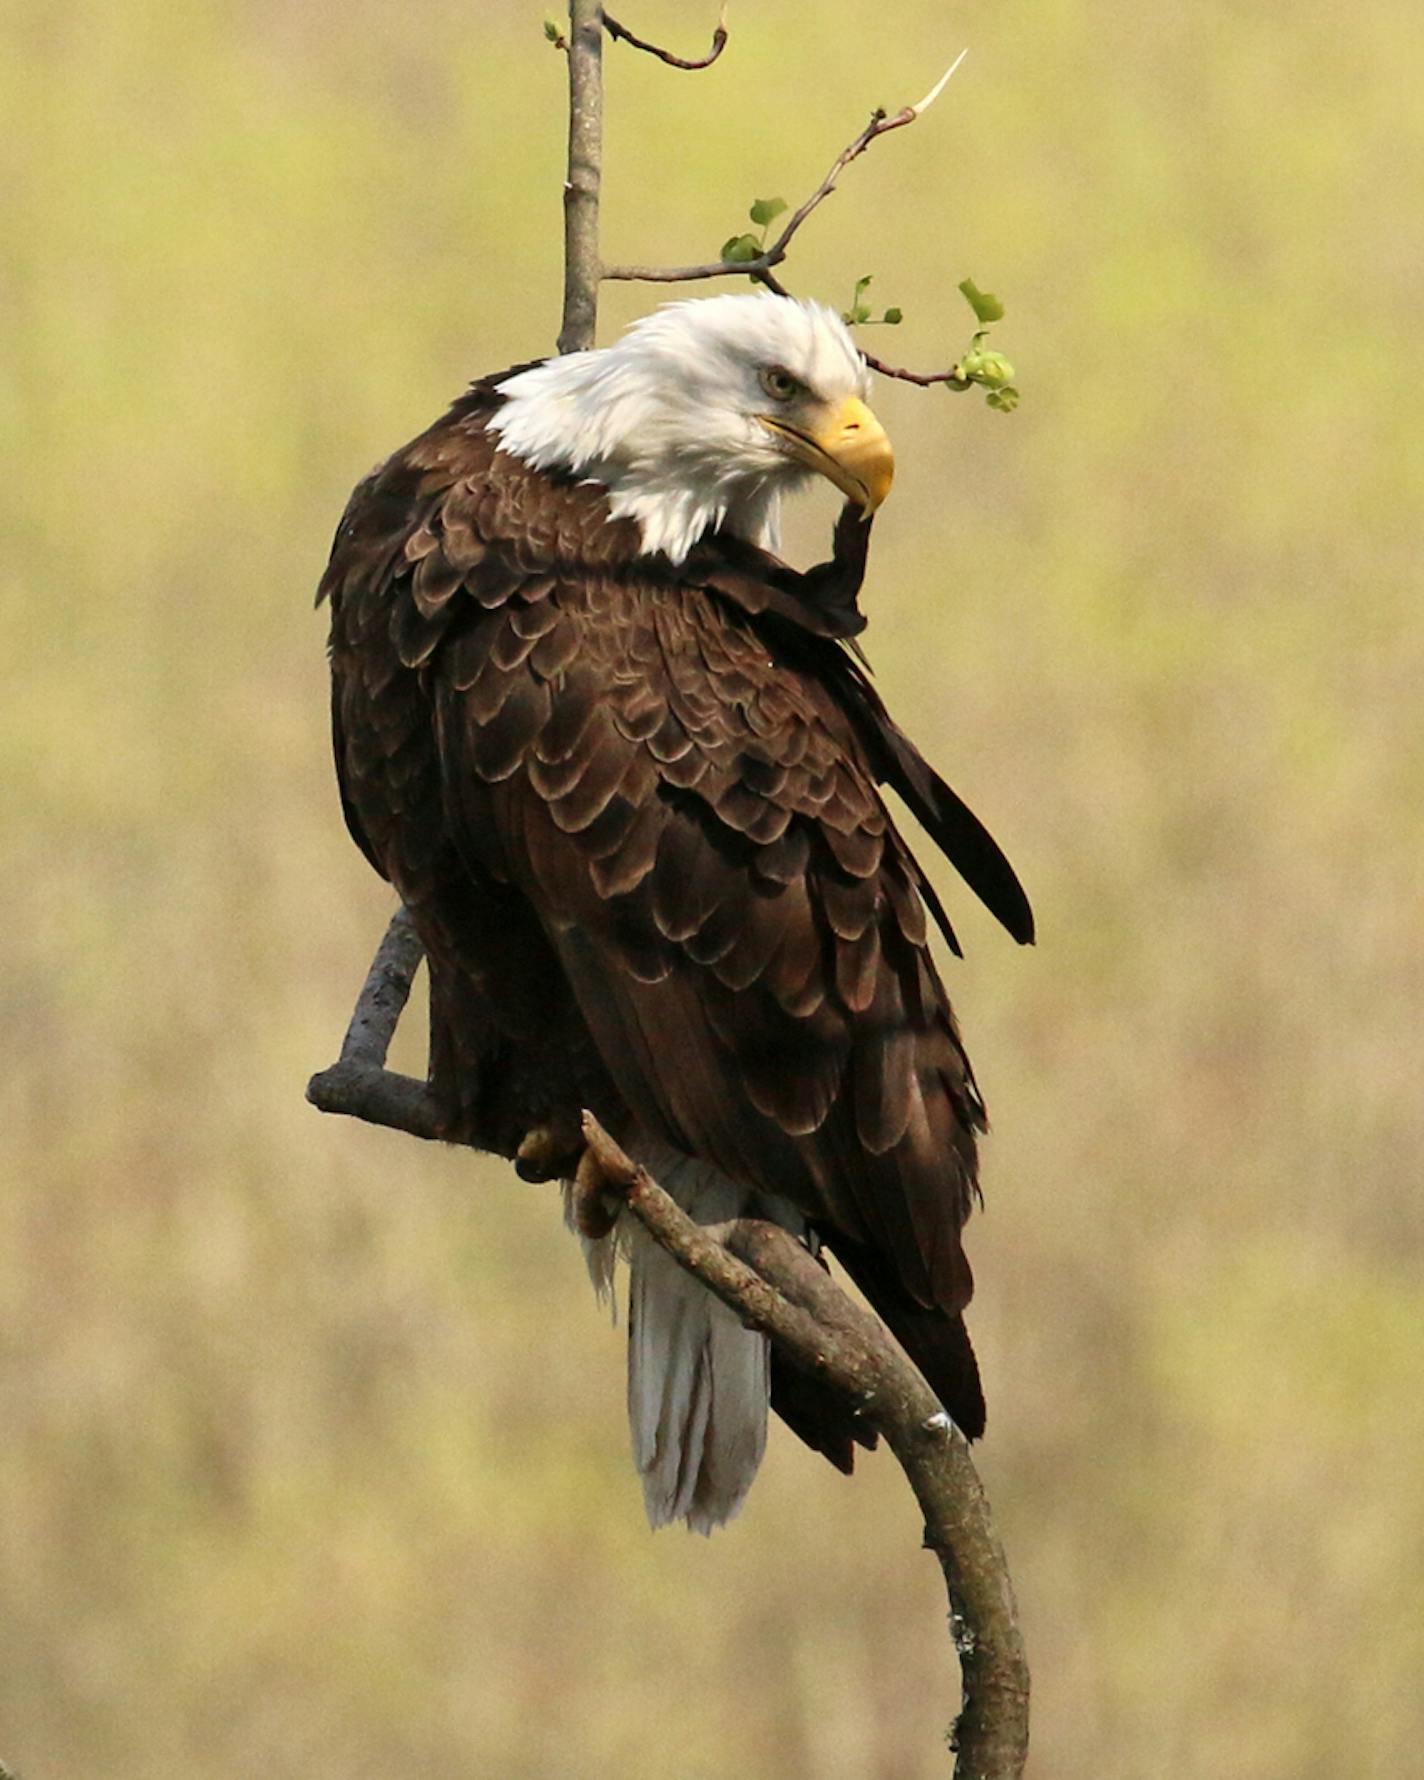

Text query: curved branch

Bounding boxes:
[716,1232,1027,1771]
[577,1116,1029,1774]
[603,5,728,71]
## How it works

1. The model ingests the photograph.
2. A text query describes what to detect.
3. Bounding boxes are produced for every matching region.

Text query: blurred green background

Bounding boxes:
[5,1,1421,1774]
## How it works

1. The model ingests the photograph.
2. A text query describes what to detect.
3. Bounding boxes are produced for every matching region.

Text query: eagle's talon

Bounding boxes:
[568,1146,623,1240]
[515,1123,584,1183]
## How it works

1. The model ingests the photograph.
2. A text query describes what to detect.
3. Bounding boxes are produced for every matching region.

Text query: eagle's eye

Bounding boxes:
[758,366,802,404]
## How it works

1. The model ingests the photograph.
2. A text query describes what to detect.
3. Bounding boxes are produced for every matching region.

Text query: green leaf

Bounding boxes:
[959,347,1016,388]
[720,234,763,263]
[749,197,788,228]
[543,18,563,42]
[958,277,1006,324]
[986,385,1020,412]
[842,276,877,327]
[882,307,903,325]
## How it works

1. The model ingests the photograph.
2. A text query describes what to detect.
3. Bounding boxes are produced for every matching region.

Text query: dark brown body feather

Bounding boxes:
[319,368,1032,1449]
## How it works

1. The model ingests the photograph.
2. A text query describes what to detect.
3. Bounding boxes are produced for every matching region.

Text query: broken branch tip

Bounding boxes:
[911,46,969,117]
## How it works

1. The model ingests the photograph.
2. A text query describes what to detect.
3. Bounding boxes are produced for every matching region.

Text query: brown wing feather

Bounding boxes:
[432,560,985,1317]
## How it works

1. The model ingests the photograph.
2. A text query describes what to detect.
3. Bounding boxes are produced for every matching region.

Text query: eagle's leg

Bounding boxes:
[419,903,625,1174]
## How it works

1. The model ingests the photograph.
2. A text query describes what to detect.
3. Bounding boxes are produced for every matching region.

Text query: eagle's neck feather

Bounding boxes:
[487,349,786,564]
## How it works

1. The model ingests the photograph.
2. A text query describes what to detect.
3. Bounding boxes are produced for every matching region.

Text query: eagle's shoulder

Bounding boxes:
[319,362,647,620]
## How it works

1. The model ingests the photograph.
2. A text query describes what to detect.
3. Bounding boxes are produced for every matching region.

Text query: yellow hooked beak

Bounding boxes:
[759,395,894,515]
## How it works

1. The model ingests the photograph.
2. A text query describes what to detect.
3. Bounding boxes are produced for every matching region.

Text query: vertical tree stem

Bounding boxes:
[558,0,604,354]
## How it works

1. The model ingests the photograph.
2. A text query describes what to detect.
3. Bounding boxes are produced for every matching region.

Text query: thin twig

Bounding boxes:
[749,266,792,298]
[602,49,966,285]
[603,5,728,71]
[859,351,974,390]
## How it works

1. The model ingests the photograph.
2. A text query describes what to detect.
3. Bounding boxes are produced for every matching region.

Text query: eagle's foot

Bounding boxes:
[514,1118,585,1184]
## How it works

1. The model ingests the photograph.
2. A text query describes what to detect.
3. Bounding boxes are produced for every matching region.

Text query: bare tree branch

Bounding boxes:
[602,50,966,285]
[603,5,728,71]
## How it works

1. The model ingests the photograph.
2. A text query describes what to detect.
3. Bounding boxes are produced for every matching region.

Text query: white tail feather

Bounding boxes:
[572,1140,803,1534]
[627,1218,769,1532]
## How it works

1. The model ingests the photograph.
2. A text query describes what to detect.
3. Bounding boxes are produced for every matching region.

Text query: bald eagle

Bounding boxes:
[320,294,1032,1532]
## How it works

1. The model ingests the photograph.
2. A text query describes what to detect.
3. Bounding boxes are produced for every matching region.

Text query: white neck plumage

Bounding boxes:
[489,346,791,563]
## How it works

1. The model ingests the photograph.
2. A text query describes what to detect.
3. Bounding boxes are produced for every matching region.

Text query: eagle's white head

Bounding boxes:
[488,293,894,563]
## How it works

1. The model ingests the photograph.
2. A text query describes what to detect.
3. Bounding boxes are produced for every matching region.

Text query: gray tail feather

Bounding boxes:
[571,1143,796,1534]
[626,1216,769,1533]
